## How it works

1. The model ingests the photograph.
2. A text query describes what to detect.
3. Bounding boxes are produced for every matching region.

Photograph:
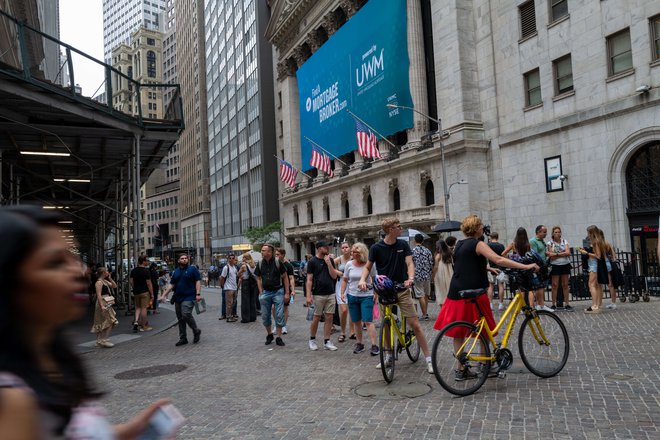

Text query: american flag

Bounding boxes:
[310,148,334,177]
[279,160,298,187]
[354,118,381,159]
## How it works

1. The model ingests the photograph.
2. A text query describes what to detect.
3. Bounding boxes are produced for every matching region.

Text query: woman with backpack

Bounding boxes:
[238,252,259,322]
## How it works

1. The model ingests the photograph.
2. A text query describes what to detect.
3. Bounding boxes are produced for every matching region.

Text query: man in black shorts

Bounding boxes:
[358,217,434,374]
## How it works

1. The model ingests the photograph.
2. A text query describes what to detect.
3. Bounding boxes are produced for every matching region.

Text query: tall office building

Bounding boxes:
[102,0,166,64]
[176,0,211,265]
[204,0,278,255]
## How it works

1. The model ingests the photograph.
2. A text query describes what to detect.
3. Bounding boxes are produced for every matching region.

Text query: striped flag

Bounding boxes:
[310,148,334,177]
[279,160,298,187]
[354,118,381,159]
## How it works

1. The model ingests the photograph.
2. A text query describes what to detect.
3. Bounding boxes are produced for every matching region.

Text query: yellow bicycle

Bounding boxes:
[376,281,419,383]
[431,280,569,396]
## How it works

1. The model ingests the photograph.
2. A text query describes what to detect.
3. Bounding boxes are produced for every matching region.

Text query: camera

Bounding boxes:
[483,224,491,236]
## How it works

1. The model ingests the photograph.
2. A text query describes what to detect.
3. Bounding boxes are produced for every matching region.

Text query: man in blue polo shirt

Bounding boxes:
[163,254,202,346]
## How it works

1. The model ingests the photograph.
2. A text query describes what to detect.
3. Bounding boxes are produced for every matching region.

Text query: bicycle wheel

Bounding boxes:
[405,326,420,362]
[379,316,396,383]
[431,321,491,396]
[518,310,569,378]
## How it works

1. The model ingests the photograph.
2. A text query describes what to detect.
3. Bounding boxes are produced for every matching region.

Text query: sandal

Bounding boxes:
[338,334,346,343]
[349,334,357,340]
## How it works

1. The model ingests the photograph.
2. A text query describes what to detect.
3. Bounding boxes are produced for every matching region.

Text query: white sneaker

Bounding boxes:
[606,303,617,310]
[324,341,338,351]
[308,339,318,351]
[282,326,288,334]
[540,305,554,312]
[427,361,434,374]
[498,303,505,311]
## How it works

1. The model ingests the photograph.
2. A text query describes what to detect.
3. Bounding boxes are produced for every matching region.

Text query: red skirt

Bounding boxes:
[433,293,497,337]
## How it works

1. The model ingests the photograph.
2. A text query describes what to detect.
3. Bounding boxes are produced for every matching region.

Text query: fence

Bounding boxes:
[499,249,659,303]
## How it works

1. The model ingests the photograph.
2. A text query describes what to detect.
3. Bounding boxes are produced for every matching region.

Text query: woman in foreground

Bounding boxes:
[0,205,170,439]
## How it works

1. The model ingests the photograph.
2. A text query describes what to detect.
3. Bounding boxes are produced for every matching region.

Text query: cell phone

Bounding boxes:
[137,403,185,440]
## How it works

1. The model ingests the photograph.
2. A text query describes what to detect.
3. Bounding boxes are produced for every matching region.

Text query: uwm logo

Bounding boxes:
[355,47,384,88]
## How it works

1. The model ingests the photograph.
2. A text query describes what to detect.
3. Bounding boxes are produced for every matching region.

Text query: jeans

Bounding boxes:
[175,300,199,340]
[259,288,285,328]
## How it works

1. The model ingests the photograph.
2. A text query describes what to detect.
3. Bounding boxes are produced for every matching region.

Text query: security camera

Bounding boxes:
[558,175,567,182]
[635,85,651,94]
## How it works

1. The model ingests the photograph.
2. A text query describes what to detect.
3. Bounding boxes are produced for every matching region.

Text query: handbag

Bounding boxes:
[102,295,115,306]
[194,297,207,314]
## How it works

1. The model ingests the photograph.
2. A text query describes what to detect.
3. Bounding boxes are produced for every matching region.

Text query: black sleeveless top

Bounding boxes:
[447,238,488,300]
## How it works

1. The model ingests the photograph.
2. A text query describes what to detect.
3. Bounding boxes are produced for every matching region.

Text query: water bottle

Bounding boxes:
[306,303,315,321]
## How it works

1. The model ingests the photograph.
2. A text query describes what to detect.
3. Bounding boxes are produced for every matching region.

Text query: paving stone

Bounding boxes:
[80,289,660,439]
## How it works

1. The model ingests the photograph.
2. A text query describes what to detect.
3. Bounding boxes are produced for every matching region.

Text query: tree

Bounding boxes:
[244,221,281,248]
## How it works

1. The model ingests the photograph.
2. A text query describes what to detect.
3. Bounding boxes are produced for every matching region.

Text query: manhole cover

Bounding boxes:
[354,381,432,400]
[605,373,634,381]
[114,364,187,380]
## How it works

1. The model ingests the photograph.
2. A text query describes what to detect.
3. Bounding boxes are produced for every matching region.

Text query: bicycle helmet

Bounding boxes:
[374,275,398,305]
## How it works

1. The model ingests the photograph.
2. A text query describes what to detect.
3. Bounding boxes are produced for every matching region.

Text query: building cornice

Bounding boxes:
[265,0,316,47]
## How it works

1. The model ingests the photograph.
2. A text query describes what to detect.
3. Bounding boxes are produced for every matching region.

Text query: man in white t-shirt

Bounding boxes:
[220,254,239,322]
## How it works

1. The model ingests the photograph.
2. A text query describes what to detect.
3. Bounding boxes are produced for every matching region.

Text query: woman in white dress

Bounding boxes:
[334,242,353,342]
[431,239,454,309]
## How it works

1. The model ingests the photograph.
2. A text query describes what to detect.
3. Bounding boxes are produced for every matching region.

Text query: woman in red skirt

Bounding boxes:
[433,215,538,379]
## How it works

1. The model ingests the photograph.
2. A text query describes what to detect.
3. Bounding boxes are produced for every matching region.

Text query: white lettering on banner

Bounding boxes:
[319,98,347,123]
[356,48,384,88]
[312,82,339,112]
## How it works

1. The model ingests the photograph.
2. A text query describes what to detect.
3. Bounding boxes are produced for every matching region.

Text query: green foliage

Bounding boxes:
[244,221,282,248]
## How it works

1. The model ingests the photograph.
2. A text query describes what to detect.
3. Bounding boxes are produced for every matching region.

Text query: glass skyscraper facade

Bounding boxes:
[204,0,278,252]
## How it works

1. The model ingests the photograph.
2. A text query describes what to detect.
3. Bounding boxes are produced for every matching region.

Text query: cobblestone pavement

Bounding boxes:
[82,287,660,439]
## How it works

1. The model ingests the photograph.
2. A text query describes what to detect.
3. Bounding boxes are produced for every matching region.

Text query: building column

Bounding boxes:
[405,0,429,148]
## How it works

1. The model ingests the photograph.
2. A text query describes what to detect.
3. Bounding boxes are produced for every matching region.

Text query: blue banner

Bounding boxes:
[297,0,413,171]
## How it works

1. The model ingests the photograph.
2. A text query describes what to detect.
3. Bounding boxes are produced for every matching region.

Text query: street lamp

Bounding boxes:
[386,103,452,220]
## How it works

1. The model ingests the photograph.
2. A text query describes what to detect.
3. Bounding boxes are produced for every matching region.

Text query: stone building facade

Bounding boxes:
[267,0,660,272]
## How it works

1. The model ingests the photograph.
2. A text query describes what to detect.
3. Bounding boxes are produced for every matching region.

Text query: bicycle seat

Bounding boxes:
[457,288,486,299]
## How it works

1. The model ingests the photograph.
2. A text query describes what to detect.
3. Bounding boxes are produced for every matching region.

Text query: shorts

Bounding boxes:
[380,289,416,319]
[133,292,150,308]
[587,259,611,273]
[348,294,374,323]
[412,279,431,298]
[312,294,336,315]
[550,263,571,276]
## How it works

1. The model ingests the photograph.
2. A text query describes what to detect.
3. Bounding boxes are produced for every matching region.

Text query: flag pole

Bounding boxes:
[346,109,398,149]
[304,136,349,167]
[273,155,314,180]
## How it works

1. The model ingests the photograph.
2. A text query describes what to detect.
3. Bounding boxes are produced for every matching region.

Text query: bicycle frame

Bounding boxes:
[457,290,549,363]
[381,304,412,348]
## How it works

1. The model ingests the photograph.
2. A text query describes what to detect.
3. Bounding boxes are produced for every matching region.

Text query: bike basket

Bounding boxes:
[377,288,399,305]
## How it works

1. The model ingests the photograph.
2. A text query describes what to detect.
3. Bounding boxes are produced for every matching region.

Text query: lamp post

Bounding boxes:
[386,103,452,220]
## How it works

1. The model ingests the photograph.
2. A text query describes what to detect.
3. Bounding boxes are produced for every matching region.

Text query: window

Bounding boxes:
[553,54,573,95]
[651,15,660,62]
[343,199,350,218]
[147,37,155,46]
[519,1,536,39]
[367,194,373,215]
[147,50,157,78]
[524,68,542,107]
[324,203,330,221]
[392,188,400,211]
[424,180,434,206]
[549,0,568,23]
[607,29,633,76]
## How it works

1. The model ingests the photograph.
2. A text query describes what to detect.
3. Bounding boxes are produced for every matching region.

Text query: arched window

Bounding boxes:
[147,50,157,78]
[393,188,400,211]
[367,194,373,215]
[626,142,660,213]
[425,180,435,206]
[344,199,350,218]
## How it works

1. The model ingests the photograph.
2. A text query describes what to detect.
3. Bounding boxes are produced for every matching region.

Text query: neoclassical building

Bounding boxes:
[267,0,660,274]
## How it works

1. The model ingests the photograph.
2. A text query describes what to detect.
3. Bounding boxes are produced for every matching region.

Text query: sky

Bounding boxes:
[59,0,104,98]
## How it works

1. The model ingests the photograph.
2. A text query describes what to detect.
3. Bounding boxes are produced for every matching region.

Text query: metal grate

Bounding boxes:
[626,143,660,213]
[520,1,537,39]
